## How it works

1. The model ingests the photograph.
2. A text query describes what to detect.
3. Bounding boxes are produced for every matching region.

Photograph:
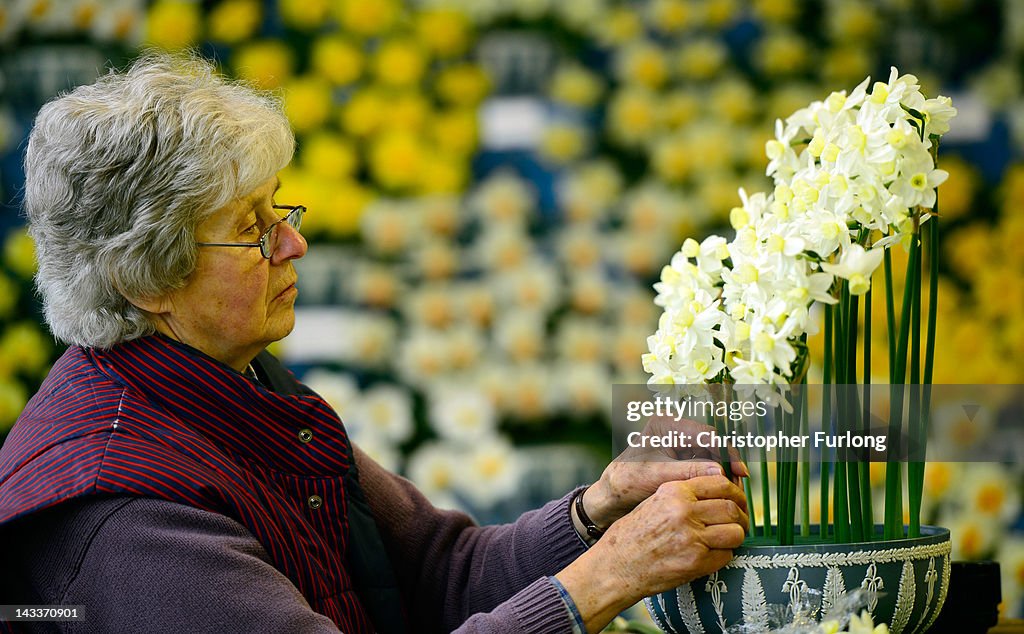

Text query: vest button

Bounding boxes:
[298,428,313,444]
[307,495,323,510]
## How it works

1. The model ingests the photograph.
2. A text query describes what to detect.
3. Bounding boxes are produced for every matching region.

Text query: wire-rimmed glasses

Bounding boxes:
[197,204,306,259]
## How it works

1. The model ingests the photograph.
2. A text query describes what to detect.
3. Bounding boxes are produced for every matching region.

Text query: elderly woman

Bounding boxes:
[0,54,748,634]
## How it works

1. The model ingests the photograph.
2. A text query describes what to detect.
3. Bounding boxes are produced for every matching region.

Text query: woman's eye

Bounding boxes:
[243,223,260,235]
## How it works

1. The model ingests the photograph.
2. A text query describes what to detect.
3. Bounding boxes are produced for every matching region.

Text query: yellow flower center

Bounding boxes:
[977,484,1005,514]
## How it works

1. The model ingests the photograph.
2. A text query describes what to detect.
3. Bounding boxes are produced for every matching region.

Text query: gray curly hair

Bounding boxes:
[24,51,294,348]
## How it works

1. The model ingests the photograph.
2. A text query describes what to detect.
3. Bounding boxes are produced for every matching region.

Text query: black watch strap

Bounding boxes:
[574,486,604,541]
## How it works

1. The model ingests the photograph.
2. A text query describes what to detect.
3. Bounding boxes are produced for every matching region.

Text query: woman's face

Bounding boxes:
[146,175,307,371]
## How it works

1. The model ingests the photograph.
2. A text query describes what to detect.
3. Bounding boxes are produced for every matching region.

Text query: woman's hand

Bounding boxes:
[582,417,750,530]
[556,475,748,632]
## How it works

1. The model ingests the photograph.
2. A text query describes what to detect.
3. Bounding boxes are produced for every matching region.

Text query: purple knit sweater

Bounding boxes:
[0,450,589,633]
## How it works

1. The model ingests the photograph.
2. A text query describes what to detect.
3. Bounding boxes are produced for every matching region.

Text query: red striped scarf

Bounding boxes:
[0,335,376,632]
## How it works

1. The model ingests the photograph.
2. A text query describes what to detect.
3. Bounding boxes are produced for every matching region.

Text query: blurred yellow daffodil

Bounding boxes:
[3,229,36,279]
[757,30,810,77]
[594,7,643,46]
[539,123,588,165]
[374,39,428,87]
[283,76,333,134]
[607,87,659,147]
[278,0,330,30]
[652,133,693,183]
[0,379,28,432]
[415,8,473,59]
[301,132,358,181]
[341,89,385,137]
[548,65,603,109]
[935,155,979,220]
[0,322,50,377]
[709,78,757,123]
[752,0,800,24]
[676,38,728,81]
[436,64,491,107]
[0,272,17,319]
[370,130,426,191]
[232,40,295,90]
[144,0,200,51]
[311,36,364,86]
[705,0,740,27]
[417,152,469,194]
[320,180,376,239]
[430,108,479,158]
[208,0,261,44]
[827,2,880,42]
[334,0,400,38]
[615,41,669,90]
[646,0,696,34]
[382,92,431,132]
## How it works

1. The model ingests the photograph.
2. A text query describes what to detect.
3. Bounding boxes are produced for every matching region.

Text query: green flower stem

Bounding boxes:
[775,406,786,544]
[884,251,897,383]
[821,304,833,542]
[861,288,875,539]
[883,249,899,539]
[910,209,940,539]
[845,293,864,543]
[885,233,920,539]
[713,413,734,481]
[800,382,810,537]
[832,292,850,543]
[908,221,922,538]
[757,412,772,538]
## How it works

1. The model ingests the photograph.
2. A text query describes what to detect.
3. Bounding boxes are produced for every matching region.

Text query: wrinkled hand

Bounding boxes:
[584,417,749,529]
[597,476,748,595]
[556,475,749,632]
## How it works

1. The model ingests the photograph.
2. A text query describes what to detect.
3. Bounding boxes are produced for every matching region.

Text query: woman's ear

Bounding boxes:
[123,289,176,316]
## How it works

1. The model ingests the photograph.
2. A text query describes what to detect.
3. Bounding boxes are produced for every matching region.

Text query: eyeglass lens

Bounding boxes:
[262,207,304,258]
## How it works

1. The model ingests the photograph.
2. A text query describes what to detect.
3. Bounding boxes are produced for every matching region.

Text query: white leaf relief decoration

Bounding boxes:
[677,582,706,634]
[821,566,847,617]
[741,568,770,631]
[891,559,916,634]
[644,596,676,634]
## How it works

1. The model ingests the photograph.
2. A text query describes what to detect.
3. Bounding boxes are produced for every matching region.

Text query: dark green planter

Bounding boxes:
[645,526,951,633]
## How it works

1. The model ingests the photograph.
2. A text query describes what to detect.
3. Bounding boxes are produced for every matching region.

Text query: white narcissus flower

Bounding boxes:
[398,328,451,387]
[552,361,611,416]
[494,309,546,362]
[923,95,958,136]
[820,245,885,295]
[406,441,461,499]
[494,261,561,313]
[428,385,497,443]
[958,463,1021,522]
[645,68,953,387]
[468,171,535,226]
[455,436,523,508]
[352,384,413,443]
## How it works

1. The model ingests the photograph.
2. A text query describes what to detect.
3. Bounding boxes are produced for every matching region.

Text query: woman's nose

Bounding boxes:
[271,222,307,264]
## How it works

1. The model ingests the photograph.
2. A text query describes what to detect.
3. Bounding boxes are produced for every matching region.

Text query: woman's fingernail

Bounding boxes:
[704,466,723,476]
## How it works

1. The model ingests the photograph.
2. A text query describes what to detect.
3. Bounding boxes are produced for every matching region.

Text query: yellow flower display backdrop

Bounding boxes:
[1,0,1024,616]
